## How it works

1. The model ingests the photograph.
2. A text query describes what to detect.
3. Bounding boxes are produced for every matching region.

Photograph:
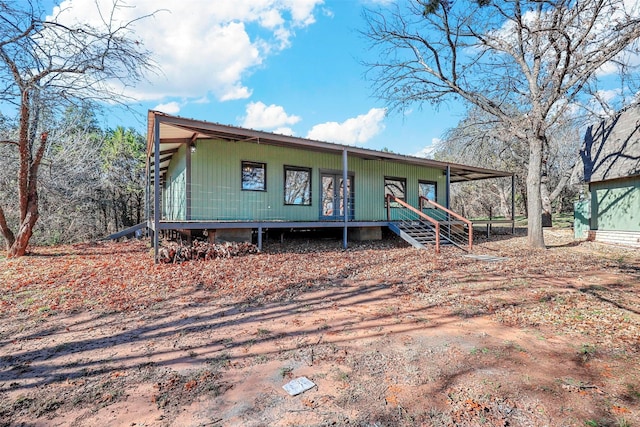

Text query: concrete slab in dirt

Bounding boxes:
[462,254,509,262]
[283,377,316,396]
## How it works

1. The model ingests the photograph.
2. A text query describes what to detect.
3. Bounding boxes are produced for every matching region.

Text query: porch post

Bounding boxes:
[446,165,451,239]
[445,165,451,209]
[153,115,161,263]
[511,174,516,234]
[186,141,192,221]
[145,160,150,241]
[342,148,348,249]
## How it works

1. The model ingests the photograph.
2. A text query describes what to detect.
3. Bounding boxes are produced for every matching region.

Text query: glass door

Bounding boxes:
[320,173,353,220]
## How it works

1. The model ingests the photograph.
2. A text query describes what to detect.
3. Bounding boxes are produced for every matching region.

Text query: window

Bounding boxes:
[419,180,437,201]
[384,176,406,206]
[241,161,266,191]
[284,166,311,205]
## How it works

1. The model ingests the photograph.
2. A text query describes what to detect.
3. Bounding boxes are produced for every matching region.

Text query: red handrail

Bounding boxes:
[386,194,440,253]
[419,196,473,250]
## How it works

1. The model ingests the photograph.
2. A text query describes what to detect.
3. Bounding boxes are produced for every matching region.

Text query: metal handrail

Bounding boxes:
[386,194,440,253]
[419,196,473,251]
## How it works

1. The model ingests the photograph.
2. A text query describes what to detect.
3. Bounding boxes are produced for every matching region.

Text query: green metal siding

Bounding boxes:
[591,176,640,232]
[163,144,186,220]
[180,138,448,222]
[352,157,446,221]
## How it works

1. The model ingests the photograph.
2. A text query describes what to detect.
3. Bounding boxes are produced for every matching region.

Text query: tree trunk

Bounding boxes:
[526,137,545,248]
[8,199,38,257]
[499,186,510,218]
[540,172,553,227]
[0,206,16,251]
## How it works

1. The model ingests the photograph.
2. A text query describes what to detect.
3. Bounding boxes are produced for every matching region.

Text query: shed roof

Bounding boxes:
[147,111,512,183]
[580,104,640,183]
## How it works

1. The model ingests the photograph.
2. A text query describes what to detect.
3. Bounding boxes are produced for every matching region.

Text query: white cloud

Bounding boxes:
[241,102,301,129]
[274,127,295,136]
[413,138,442,159]
[49,0,323,103]
[306,108,386,145]
[153,101,181,115]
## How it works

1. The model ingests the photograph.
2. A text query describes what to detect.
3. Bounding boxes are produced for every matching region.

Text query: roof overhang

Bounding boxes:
[147,110,513,183]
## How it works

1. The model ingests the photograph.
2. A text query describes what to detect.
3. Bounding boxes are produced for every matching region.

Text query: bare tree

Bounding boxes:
[0,0,154,257]
[436,106,583,221]
[364,0,640,247]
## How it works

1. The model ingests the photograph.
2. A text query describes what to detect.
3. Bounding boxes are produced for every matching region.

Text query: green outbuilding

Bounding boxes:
[578,104,640,247]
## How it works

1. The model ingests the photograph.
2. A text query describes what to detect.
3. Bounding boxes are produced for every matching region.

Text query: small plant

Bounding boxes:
[616,418,631,427]
[207,352,231,369]
[626,384,640,401]
[504,340,527,353]
[279,366,293,379]
[470,347,490,355]
[333,369,349,382]
[254,354,269,364]
[257,328,271,337]
[579,343,596,361]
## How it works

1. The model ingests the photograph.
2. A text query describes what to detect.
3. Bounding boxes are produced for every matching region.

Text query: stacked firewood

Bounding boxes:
[158,240,259,263]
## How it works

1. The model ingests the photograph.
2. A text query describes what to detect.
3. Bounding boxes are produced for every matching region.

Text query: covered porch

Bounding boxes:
[146,111,514,260]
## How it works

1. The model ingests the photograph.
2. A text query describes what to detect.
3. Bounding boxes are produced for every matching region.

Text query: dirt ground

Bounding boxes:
[0,228,639,426]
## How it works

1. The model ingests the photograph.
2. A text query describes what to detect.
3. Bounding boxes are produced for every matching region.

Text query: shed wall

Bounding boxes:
[590,176,640,232]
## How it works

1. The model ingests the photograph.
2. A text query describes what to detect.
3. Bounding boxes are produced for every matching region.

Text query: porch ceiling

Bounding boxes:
[147,110,513,183]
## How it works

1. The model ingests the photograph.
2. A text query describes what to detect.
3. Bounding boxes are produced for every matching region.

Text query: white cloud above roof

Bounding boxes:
[413,138,442,159]
[273,127,296,136]
[50,0,323,103]
[306,108,386,145]
[241,102,301,129]
[153,101,181,115]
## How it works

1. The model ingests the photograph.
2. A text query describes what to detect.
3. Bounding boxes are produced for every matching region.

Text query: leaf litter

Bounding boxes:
[0,229,638,426]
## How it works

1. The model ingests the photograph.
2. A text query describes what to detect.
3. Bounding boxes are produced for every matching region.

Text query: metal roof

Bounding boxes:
[579,103,640,183]
[147,110,513,183]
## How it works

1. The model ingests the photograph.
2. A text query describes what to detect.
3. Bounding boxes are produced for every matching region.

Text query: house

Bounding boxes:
[577,104,640,247]
[145,111,514,260]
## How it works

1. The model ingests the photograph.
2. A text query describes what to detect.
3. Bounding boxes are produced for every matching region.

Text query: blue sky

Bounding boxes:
[49,0,466,157]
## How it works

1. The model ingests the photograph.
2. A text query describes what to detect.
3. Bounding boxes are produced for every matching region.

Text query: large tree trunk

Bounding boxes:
[6,128,47,258]
[526,137,545,248]
[8,200,38,257]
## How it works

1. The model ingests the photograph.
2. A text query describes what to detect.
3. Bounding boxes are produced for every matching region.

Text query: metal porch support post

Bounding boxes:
[342,148,348,249]
[145,161,150,241]
[185,140,192,221]
[445,165,451,209]
[257,225,263,251]
[153,116,161,263]
[446,165,451,239]
[511,174,516,234]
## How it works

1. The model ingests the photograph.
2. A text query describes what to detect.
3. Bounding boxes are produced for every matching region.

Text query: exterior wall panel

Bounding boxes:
[163,144,186,220]
[173,138,450,222]
[591,176,640,232]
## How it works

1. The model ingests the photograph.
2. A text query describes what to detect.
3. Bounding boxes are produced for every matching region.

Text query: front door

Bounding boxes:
[320,173,354,220]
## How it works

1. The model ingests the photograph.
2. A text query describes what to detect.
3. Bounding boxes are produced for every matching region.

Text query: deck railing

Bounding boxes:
[386,194,440,253]
[419,196,473,251]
